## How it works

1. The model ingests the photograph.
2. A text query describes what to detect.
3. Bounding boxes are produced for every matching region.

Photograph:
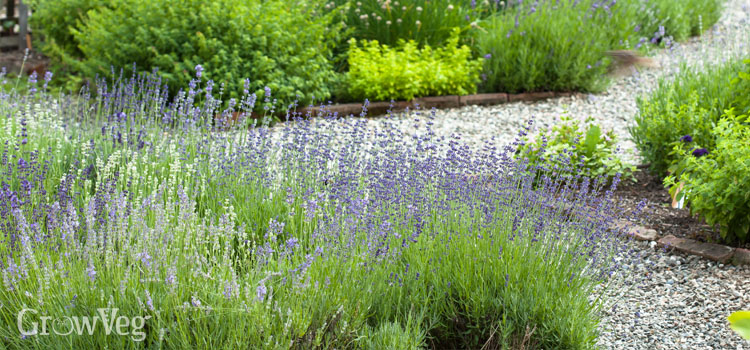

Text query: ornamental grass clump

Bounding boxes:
[0,66,644,348]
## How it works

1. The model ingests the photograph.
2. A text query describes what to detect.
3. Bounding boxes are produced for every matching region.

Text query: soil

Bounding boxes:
[614,165,749,249]
[0,47,48,76]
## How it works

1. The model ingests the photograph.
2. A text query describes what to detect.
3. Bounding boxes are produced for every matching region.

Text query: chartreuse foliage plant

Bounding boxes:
[729,311,750,340]
[0,66,642,349]
[517,116,636,184]
[345,29,483,101]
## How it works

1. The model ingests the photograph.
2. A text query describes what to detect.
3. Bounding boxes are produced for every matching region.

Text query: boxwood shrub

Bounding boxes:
[35,0,346,111]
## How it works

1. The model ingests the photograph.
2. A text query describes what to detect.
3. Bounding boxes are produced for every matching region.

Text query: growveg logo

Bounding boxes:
[17,308,151,341]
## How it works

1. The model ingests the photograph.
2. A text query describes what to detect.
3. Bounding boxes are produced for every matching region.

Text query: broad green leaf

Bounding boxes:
[729,311,750,340]
[583,125,601,157]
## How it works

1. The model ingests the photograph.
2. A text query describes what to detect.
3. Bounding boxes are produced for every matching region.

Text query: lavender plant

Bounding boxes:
[328,0,484,47]
[0,66,644,349]
[474,0,642,93]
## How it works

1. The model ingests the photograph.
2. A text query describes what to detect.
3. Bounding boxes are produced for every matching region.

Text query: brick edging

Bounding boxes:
[614,220,749,265]
[296,91,582,118]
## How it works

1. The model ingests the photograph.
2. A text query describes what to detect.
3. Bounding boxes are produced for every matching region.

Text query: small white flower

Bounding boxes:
[416,6,423,11]
[376,16,382,21]
[386,20,392,25]
[397,18,402,23]
[416,20,421,26]
[447,4,454,10]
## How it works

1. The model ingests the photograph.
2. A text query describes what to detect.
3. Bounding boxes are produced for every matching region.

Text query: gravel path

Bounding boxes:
[317,0,750,167]
[274,1,750,348]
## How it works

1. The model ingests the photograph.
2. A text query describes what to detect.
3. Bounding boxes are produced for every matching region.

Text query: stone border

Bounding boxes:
[296,92,581,118]
[214,91,583,125]
[615,220,749,265]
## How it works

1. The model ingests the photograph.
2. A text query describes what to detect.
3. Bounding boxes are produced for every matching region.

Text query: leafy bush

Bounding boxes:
[631,59,746,176]
[27,0,111,57]
[665,113,750,245]
[345,29,483,101]
[473,0,640,94]
[45,0,345,111]
[517,116,636,183]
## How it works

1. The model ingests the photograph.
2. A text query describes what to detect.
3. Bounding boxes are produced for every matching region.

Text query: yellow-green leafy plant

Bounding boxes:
[345,28,483,101]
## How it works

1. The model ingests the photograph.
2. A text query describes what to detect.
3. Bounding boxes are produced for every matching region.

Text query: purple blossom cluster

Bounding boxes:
[0,64,644,347]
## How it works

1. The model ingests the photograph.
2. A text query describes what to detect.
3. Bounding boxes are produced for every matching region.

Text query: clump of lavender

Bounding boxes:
[0,64,645,349]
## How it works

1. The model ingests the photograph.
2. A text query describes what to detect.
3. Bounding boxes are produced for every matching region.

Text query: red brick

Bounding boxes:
[459,93,509,106]
[658,235,735,263]
[413,95,460,109]
[508,91,555,102]
[732,248,750,266]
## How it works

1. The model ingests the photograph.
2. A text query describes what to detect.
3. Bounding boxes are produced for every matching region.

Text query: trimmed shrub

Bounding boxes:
[27,0,111,57]
[345,29,483,101]
[44,0,346,111]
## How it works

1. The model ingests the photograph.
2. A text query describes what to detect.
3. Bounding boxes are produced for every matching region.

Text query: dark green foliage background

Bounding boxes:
[31,0,346,111]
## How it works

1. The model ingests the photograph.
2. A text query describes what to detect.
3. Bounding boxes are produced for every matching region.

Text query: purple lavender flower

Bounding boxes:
[195,65,203,78]
[680,135,693,143]
[86,264,97,281]
[484,53,492,59]
[256,282,267,301]
[286,237,299,250]
[264,86,271,98]
[692,148,709,157]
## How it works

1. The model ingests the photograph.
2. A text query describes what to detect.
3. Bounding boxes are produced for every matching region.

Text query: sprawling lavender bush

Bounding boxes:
[0,66,644,349]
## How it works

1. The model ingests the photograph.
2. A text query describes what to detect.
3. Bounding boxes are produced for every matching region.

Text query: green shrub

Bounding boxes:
[345,29,483,101]
[517,116,636,183]
[27,0,112,57]
[49,0,345,111]
[631,59,745,176]
[473,0,639,94]
[665,112,750,245]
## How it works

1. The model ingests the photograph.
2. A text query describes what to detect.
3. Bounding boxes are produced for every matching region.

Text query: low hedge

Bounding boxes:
[32,0,346,111]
